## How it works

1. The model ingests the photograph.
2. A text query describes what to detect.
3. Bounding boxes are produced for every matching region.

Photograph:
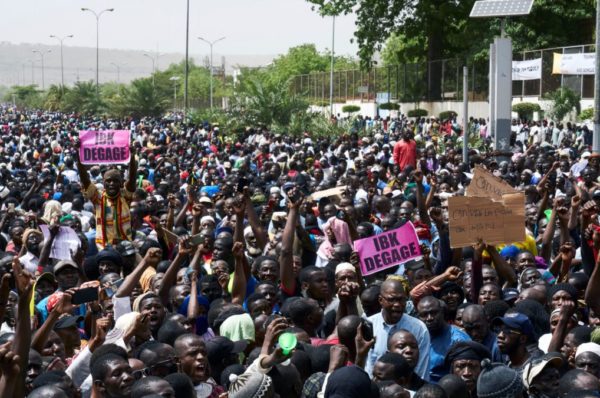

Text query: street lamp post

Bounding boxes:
[197,36,225,109]
[329,15,335,116]
[49,34,73,89]
[143,53,156,86]
[32,49,51,90]
[170,76,181,111]
[81,7,114,95]
[184,0,190,114]
[110,62,126,83]
[27,60,34,85]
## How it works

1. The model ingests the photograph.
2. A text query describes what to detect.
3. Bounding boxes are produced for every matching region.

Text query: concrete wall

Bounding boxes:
[314,97,593,121]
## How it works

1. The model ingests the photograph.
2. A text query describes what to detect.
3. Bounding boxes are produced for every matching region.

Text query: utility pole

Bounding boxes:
[329,15,335,116]
[32,49,51,90]
[184,0,190,114]
[198,36,226,109]
[81,7,114,95]
[49,34,73,90]
[594,0,600,153]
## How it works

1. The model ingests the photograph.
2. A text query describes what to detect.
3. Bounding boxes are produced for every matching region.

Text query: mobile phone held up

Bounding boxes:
[71,287,99,305]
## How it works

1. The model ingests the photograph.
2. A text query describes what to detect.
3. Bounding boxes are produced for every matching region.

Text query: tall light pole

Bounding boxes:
[110,62,126,83]
[32,49,51,90]
[184,0,190,114]
[170,76,180,111]
[329,15,335,116]
[27,60,34,85]
[594,0,600,153]
[143,53,157,86]
[81,7,114,95]
[49,34,73,89]
[198,36,225,109]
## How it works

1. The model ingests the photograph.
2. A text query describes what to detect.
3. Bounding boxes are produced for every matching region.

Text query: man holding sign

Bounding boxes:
[76,131,137,249]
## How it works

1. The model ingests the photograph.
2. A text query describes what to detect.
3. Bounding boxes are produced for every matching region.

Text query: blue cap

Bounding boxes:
[492,312,534,339]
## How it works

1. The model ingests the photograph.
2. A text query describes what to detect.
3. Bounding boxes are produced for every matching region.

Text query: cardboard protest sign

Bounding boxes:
[79,130,130,165]
[354,222,421,276]
[448,193,525,248]
[309,186,346,204]
[466,165,518,201]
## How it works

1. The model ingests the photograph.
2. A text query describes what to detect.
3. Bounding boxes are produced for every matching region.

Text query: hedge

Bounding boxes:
[407,109,428,117]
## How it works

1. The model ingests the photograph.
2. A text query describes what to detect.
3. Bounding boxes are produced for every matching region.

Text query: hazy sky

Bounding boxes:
[0,0,359,57]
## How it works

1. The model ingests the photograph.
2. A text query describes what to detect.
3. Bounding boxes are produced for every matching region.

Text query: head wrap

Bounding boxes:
[220,313,255,343]
[201,216,216,225]
[178,294,211,335]
[42,200,62,224]
[499,245,520,260]
[575,342,600,359]
[317,217,352,260]
[547,283,578,302]
[445,341,491,368]
[132,292,158,313]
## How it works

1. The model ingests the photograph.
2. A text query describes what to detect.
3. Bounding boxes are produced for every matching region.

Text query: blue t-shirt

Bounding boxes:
[429,325,471,382]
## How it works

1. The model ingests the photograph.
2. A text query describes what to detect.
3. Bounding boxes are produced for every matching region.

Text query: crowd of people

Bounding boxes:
[0,103,599,398]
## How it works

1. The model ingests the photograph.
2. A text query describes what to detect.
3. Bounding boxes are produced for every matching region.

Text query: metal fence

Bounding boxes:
[292,44,596,104]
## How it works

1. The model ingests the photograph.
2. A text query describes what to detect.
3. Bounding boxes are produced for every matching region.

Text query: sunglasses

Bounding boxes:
[132,358,176,380]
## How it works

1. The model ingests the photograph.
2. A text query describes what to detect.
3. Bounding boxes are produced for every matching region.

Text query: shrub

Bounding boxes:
[342,105,361,113]
[439,110,457,121]
[580,107,594,121]
[407,108,428,118]
[543,87,581,121]
[312,100,329,107]
[379,102,400,110]
[512,102,541,120]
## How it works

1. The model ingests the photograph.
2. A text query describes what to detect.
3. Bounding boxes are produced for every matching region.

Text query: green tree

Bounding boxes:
[231,77,308,129]
[44,85,70,112]
[121,78,170,118]
[544,87,581,121]
[63,81,104,116]
[307,0,594,98]
[5,85,44,108]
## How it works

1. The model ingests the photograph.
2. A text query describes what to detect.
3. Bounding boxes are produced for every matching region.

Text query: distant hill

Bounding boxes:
[0,41,275,87]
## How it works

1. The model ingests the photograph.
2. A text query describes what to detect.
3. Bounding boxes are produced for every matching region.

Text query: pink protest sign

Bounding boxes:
[353,222,422,276]
[79,130,130,165]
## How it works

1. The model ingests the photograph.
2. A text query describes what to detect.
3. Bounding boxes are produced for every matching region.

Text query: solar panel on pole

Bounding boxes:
[470,0,534,18]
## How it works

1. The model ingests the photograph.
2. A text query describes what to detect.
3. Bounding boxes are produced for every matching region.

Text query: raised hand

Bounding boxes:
[12,257,33,295]
[443,266,463,282]
[0,342,19,378]
[232,241,245,260]
[355,324,375,359]
[144,247,163,268]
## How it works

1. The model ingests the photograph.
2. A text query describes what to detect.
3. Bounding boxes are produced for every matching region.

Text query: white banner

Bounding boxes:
[512,58,542,80]
[553,53,595,75]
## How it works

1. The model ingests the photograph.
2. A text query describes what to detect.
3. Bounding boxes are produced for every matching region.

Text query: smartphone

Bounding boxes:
[71,287,99,305]
[237,177,248,193]
[7,203,14,212]
[361,319,374,341]
[189,233,205,246]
